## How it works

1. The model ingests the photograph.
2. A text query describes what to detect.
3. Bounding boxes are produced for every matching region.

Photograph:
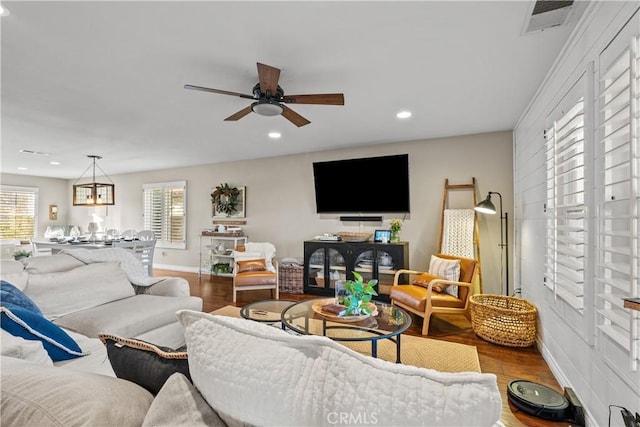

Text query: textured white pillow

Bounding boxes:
[177,310,502,427]
[25,262,135,319]
[429,255,461,297]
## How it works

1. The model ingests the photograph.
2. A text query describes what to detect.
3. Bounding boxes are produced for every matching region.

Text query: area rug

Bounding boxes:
[210,305,480,373]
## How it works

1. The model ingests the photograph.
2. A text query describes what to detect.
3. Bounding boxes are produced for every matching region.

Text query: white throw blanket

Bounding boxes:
[441,208,476,259]
[178,310,503,427]
[61,248,162,286]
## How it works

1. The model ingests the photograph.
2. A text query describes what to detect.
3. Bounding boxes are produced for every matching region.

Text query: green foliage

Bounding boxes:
[211,262,231,275]
[13,250,31,259]
[342,271,378,316]
[211,183,240,216]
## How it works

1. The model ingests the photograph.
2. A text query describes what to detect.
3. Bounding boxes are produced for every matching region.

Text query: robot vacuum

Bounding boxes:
[507,379,585,426]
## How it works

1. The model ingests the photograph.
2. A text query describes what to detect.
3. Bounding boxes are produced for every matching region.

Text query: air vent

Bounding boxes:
[524,0,574,33]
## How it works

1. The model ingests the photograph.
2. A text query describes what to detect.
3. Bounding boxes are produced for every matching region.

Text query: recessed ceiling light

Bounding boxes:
[268,132,281,139]
[17,167,27,171]
[0,5,10,17]
[396,111,412,119]
[50,161,61,165]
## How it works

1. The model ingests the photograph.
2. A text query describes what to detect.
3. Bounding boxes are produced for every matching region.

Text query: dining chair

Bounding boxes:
[121,229,138,240]
[137,230,155,241]
[112,239,157,276]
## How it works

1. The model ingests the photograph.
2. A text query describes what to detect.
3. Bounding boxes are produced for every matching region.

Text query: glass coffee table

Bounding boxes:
[240,299,297,323]
[281,298,411,363]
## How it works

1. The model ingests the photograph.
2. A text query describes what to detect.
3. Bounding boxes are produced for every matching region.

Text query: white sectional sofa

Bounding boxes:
[1,249,202,350]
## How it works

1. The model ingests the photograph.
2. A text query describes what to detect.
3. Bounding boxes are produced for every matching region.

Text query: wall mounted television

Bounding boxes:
[312,154,410,214]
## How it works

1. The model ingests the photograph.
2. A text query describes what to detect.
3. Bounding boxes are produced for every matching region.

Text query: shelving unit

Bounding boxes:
[199,234,248,277]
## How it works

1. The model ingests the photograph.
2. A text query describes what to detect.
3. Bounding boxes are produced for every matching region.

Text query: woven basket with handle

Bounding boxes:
[469,294,537,347]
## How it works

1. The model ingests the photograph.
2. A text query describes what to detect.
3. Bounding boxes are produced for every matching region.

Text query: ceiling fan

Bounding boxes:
[184,62,344,127]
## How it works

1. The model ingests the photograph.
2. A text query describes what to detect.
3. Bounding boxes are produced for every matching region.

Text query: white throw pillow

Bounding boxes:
[429,255,461,297]
[177,309,502,427]
[1,330,53,365]
[25,262,135,320]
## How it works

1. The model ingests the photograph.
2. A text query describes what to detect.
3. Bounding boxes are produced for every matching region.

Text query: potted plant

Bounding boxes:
[389,218,403,242]
[211,262,231,275]
[13,250,32,260]
[342,271,378,316]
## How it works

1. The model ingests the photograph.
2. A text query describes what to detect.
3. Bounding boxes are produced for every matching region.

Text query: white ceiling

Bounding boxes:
[1,1,585,180]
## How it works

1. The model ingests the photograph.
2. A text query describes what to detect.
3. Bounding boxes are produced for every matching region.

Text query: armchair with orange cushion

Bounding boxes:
[232,242,279,303]
[390,253,479,335]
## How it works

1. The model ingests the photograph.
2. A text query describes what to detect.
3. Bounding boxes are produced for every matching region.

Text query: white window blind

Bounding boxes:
[0,186,38,240]
[544,92,587,311]
[595,31,639,370]
[143,181,186,249]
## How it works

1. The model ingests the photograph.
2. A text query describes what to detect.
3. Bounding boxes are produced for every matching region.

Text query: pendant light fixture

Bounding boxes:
[72,155,115,206]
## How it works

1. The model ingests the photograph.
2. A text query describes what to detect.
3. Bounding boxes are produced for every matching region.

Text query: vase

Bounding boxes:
[390,230,400,243]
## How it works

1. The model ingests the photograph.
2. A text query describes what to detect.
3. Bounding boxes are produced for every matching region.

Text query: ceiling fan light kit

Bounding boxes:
[252,101,283,117]
[185,62,344,127]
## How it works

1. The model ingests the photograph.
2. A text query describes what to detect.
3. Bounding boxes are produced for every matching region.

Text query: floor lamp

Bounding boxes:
[475,191,509,296]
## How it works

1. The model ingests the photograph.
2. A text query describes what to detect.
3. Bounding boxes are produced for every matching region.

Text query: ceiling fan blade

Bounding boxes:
[184,84,255,100]
[257,63,281,96]
[281,105,311,127]
[224,106,253,121]
[282,93,345,105]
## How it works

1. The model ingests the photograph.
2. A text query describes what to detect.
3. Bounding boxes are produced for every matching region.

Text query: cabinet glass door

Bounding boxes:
[307,248,325,289]
[376,250,396,298]
[353,249,375,283]
[328,249,346,289]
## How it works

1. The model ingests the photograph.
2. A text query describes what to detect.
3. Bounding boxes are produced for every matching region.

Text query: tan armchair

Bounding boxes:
[390,254,478,335]
[232,242,279,303]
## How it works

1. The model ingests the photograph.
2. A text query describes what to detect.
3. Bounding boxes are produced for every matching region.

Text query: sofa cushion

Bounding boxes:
[25,262,135,320]
[53,294,202,339]
[177,310,502,427]
[1,356,154,427]
[99,333,190,395]
[1,280,42,315]
[21,254,86,274]
[1,330,53,365]
[0,305,86,361]
[142,373,227,427]
[0,260,28,291]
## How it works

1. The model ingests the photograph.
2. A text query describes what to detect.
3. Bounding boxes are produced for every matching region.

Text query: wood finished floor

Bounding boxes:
[157,269,572,427]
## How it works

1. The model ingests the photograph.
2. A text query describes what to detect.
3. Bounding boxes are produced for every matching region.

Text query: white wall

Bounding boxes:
[2,130,513,295]
[514,2,640,425]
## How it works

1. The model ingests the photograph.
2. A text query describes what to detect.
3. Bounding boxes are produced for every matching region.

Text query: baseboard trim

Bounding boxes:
[153,263,199,274]
[538,340,597,426]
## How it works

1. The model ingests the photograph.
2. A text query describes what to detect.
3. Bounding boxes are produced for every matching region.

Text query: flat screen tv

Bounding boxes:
[313,154,410,213]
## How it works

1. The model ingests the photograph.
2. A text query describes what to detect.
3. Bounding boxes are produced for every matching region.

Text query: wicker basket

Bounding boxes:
[278,264,304,294]
[337,232,372,242]
[469,294,537,347]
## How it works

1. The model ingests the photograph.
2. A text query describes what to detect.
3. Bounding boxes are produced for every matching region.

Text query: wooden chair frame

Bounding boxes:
[391,259,479,335]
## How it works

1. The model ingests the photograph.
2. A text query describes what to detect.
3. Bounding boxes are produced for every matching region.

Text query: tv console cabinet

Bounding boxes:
[303,240,409,302]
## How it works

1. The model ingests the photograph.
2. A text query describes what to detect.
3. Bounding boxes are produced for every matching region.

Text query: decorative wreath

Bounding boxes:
[211,183,240,216]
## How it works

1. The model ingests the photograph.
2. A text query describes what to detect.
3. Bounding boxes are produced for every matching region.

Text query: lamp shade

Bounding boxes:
[475,195,497,214]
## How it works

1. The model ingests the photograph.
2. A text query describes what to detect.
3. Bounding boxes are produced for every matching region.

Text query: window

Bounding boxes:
[544,73,589,315]
[0,186,38,240]
[595,27,639,371]
[143,181,186,249]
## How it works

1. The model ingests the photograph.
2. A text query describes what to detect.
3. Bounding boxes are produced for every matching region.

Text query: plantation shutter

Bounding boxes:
[544,83,587,311]
[0,186,38,240]
[595,23,639,370]
[143,181,186,249]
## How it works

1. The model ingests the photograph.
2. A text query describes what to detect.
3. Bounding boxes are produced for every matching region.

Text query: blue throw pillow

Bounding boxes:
[0,280,42,315]
[1,304,86,361]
